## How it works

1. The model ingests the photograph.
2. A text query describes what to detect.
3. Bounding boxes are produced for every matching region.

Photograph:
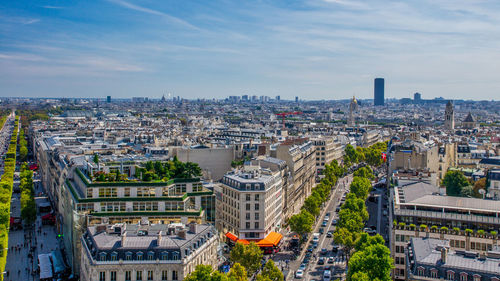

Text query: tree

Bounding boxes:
[353,167,374,180]
[473,178,487,197]
[288,209,314,239]
[350,177,372,200]
[347,244,393,281]
[354,233,385,252]
[230,242,263,276]
[228,263,247,281]
[334,227,356,258]
[19,145,28,161]
[93,153,99,164]
[441,170,469,196]
[345,144,358,164]
[460,185,474,197]
[257,260,283,281]
[184,265,215,281]
[303,195,321,217]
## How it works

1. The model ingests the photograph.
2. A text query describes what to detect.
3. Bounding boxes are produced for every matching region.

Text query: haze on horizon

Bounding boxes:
[1,0,499,101]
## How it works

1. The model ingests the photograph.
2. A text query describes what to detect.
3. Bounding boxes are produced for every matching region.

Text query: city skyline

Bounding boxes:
[1,1,500,100]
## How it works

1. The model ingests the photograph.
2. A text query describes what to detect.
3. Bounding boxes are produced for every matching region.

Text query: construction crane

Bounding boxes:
[275,112,302,129]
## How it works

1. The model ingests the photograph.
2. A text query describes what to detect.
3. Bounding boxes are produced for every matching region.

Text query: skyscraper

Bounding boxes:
[106,96,111,103]
[374,78,384,106]
[295,96,299,102]
[414,92,421,103]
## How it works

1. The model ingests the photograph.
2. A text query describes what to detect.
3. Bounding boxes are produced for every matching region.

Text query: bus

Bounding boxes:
[38,253,53,281]
[51,249,69,278]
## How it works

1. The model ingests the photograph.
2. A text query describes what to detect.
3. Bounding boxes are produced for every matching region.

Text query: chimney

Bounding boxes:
[157,230,163,245]
[189,223,197,234]
[121,232,127,247]
[441,247,447,264]
[177,229,186,240]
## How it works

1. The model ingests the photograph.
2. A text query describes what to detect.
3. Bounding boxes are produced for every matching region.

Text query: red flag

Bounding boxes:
[381,152,387,162]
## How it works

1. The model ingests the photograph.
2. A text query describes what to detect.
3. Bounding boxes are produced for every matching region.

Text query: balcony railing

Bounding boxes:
[394,209,500,225]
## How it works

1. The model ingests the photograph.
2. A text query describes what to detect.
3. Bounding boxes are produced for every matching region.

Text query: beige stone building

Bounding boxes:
[80,223,218,281]
[312,137,343,176]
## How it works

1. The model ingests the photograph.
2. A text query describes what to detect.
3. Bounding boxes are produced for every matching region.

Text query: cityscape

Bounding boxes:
[1,1,500,281]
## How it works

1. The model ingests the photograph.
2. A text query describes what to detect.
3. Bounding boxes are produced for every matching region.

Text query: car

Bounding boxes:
[305,252,312,258]
[325,212,331,217]
[326,231,333,238]
[323,270,331,281]
[321,221,328,227]
[299,263,307,271]
[327,256,334,264]
[331,219,337,225]
[303,257,310,264]
[307,245,314,252]
[335,207,341,212]
[318,257,325,265]
[321,248,328,255]
[295,269,304,278]
[332,245,339,252]
[319,228,324,234]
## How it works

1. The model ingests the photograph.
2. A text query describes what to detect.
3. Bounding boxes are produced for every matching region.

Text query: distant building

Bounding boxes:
[80,223,218,281]
[348,96,358,127]
[462,112,477,129]
[106,96,111,103]
[414,92,421,103]
[242,95,249,101]
[295,96,299,103]
[445,100,455,130]
[374,78,385,106]
[276,95,280,101]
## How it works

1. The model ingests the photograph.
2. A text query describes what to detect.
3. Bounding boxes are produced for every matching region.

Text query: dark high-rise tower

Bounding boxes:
[374,78,384,106]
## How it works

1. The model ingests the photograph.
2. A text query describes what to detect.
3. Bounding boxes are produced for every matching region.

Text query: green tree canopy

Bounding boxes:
[289,209,314,239]
[354,233,385,252]
[441,170,469,196]
[302,195,321,217]
[228,263,247,281]
[257,260,283,281]
[350,176,372,200]
[230,242,263,276]
[334,227,357,257]
[347,244,393,281]
[353,166,374,180]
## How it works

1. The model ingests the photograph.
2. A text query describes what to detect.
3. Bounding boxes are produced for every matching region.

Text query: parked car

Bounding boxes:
[319,228,324,234]
[321,220,328,227]
[295,269,304,279]
[318,257,325,265]
[331,219,337,225]
[321,248,328,255]
[326,231,333,238]
[327,256,334,264]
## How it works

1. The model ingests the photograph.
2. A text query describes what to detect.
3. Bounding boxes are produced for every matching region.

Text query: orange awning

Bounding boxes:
[236,239,250,245]
[257,232,283,247]
[225,232,238,242]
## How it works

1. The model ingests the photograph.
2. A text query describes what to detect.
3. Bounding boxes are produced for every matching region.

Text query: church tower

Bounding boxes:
[445,100,455,130]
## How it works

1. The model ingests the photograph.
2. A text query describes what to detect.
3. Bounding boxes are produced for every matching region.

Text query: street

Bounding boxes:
[287,174,353,281]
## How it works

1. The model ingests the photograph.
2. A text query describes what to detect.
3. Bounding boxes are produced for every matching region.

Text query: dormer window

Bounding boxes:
[111,252,118,261]
[137,251,144,261]
[417,266,425,276]
[161,251,169,260]
[148,251,155,260]
[125,251,132,260]
[173,251,179,260]
[99,252,107,261]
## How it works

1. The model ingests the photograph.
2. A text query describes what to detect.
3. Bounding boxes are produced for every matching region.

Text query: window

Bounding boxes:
[110,271,117,281]
[246,213,250,220]
[148,251,155,260]
[125,271,131,281]
[255,194,259,201]
[137,271,143,281]
[148,271,154,280]
[124,187,130,197]
[125,252,132,260]
[99,272,106,281]
[246,222,250,229]
[255,222,259,229]
[110,252,118,261]
[87,188,93,198]
[430,269,438,278]
[447,271,454,280]
[137,252,143,260]
[246,194,251,201]
[246,204,250,211]
[473,274,481,281]
[460,272,468,281]
[161,252,169,260]
[255,203,259,211]
[99,187,117,197]
[255,213,259,220]
[172,271,178,281]
[417,267,424,276]
[162,271,168,281]
[99,252,107,261]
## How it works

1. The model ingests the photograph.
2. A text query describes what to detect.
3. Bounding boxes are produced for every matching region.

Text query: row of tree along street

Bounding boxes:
[0,114,19,279]
[333,142,394,281]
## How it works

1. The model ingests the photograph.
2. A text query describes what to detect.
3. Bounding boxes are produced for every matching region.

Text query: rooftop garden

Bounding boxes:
[90,156,202,183]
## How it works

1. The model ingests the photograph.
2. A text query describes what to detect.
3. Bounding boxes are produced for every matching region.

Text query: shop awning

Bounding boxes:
[225,232,238,242]
[257,232,283,247]
[236,239,250,245]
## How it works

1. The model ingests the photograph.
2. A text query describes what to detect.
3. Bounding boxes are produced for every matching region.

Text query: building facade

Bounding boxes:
[374,78,385,106]
[80,223,218,281]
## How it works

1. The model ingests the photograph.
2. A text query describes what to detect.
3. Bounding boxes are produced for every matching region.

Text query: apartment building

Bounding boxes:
[489,169,500,200]
[274,139,316,219]
[216,165,283,240]
[312,137,343,176]
[391,181,500,280]
[406,237,500,281]
[80,223,218,281]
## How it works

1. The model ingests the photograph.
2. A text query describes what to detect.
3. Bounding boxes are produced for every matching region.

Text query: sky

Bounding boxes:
[1,0,500,100]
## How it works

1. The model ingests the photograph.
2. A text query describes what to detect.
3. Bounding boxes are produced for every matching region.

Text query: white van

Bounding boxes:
[312,233,320,243]
[323,270,331,281]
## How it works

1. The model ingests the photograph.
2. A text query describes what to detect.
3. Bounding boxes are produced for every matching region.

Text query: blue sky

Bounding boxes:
[1,0,499,100]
